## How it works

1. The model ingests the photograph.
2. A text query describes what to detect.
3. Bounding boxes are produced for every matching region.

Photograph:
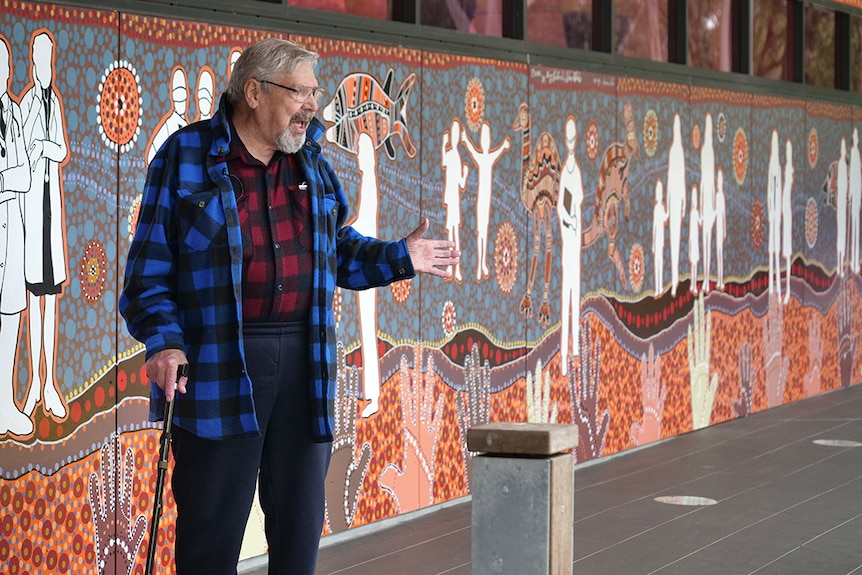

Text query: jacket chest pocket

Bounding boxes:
[177,191,228,251]
[322,196,339,248]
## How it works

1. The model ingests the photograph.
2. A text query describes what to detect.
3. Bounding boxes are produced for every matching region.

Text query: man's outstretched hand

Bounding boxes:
[406,218,461,278]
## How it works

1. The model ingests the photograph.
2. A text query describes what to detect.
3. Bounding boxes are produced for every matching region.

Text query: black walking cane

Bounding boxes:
[145,363,188,575]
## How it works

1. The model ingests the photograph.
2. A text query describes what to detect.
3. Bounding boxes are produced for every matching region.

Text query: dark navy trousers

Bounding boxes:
[171,321,332,575]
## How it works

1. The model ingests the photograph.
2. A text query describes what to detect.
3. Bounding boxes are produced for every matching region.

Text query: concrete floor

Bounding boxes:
[240,383,862,575]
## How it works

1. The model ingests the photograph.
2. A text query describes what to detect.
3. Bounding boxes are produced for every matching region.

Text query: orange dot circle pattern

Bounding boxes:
[98,63,141,152]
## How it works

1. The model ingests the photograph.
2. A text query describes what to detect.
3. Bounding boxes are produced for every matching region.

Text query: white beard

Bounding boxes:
[277,129,304,154]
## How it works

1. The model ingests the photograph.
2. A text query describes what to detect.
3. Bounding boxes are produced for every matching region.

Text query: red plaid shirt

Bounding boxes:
[226,129,313,322]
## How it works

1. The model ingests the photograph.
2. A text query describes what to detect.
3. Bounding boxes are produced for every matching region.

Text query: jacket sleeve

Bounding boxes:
[119,146,185,358]
[336,225,415,290]
[320,159,416,290]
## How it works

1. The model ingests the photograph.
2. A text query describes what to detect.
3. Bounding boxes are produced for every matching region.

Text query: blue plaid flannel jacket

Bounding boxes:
[120,95,415,441]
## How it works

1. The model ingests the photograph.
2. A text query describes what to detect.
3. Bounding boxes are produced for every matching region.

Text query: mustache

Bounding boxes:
[291,112,315,123]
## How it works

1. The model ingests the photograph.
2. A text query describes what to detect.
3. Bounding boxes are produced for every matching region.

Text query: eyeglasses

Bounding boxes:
[258,79,326,103]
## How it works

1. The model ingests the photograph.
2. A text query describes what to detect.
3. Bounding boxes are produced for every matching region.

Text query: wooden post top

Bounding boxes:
[466,422,578,456]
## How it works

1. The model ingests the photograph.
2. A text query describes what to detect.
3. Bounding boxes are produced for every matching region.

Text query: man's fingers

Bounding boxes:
[164,377,177,402]
[175,363,190,397]
[146,352,189,401]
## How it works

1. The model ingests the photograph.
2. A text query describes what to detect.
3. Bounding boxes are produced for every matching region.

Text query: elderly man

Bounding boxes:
[120,38,459,575]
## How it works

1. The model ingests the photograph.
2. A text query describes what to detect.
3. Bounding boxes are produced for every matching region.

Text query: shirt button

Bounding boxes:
[277,284,283,292]
[398,268,406,275]
[198,201,206,208]
[274,242,280,250]
[222,168,228,175]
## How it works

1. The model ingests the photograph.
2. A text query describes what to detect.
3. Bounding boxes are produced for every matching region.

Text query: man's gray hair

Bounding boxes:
[226,38,319,104]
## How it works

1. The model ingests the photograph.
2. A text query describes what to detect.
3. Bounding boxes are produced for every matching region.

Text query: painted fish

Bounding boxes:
[322,69,416,159]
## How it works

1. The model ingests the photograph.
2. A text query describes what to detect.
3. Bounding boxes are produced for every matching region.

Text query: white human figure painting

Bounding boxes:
[461,120,510,282]
[700,114,716,293]
[441,118,468,282]
[21,30,68,420]
[352,132,382,417]
[194,66,215,122]
[557,116,583,376]
[689,185,701,293]
[837,138,848,277]
[781,139,794,303]
[652,179,668,297]
[321,68,419,418]
[666,114,687,297]
[228,47,242,79]
[849,128,861,274]
[146,66,189,165]
[0,36,35,437]
[715,168,727,289]
[767,130,782,295]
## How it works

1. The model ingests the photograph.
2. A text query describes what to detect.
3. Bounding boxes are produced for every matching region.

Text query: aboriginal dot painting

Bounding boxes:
[1,2,861,574]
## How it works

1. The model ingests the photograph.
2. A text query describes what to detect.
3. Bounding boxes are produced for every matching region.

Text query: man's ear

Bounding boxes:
[244,78,261,109]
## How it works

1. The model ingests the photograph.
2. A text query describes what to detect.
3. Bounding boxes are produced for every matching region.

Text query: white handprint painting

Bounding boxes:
[88,435,147,575]
[762,290,789,408]
[631,343,666,447]
[325,342,372,532]
[526,358,558,424]
[688,293,718,430]
[379,344,445,514]
[803,316,823,398]
[457,343,490,490]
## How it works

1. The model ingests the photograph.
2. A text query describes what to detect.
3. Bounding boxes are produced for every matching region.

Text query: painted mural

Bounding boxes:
[0,2,861,574]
